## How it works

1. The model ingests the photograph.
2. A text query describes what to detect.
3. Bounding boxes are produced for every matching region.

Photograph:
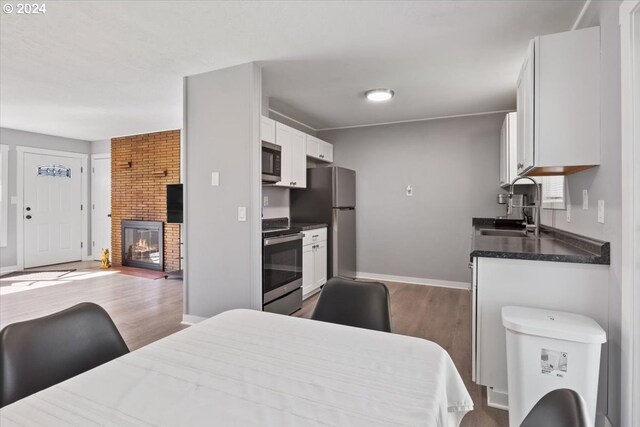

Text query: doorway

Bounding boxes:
[91,154,111,260]
[17,147,88,269]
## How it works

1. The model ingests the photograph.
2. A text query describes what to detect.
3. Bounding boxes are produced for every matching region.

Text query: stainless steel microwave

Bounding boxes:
[262,141,281,183]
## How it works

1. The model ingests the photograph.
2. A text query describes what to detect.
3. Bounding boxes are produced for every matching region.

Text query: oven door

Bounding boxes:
[262,141,281,183]
[263,233,303,304]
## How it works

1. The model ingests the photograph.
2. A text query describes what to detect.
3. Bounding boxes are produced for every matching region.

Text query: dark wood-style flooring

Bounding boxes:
[295,282,509,427]
[1,263,507,425]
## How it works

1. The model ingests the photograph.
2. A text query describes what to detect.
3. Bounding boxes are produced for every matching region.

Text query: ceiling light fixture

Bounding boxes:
[365,88,395,102]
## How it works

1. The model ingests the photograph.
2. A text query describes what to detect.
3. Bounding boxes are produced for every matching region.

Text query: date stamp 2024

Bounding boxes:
[3,3,47,15]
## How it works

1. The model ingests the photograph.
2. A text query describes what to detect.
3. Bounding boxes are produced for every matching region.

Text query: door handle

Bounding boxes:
[26,215,32,220]
[25,207,31,211]
[107,214,112,218]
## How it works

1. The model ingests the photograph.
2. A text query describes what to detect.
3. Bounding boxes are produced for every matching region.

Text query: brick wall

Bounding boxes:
[111,130,180,272]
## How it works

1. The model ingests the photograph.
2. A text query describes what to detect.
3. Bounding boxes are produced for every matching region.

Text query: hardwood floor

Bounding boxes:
[294,281,509,427]
[0,261,186,350]
[1,263,507,425]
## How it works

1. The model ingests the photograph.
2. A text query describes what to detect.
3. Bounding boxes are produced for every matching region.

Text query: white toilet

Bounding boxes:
[502,306,606,427]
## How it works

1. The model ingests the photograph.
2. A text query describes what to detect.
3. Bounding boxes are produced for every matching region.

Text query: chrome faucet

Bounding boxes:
[507,176,540,237]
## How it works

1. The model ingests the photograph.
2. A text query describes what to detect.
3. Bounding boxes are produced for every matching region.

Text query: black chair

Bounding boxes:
[311,277,392,332]
[520,389,589,427]
[0,302,129,407]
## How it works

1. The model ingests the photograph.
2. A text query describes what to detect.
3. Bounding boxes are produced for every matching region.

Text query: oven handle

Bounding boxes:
[264,233,304,246]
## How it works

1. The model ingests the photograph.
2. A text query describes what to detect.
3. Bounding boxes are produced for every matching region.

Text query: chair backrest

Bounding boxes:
[311,277,392,332]
[520,389,589,427]
[1,302,129,407]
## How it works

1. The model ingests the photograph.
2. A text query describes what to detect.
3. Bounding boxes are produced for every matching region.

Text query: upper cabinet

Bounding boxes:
[517,26,600,176]
[500,112,537,187]
[260,116,276,144]
[274,122,307,188]
[261,115,334,188]
[306,135,333,163]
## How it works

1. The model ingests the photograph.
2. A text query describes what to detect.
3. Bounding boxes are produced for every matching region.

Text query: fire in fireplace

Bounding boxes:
[121,220,164,270]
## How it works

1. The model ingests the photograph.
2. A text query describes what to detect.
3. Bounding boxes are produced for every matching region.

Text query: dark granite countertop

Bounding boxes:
[470,218,610,265]
[291,222,328,231]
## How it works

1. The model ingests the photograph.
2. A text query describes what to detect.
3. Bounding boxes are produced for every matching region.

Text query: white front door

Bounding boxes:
[91,156,111,260]
[23,152,83,268]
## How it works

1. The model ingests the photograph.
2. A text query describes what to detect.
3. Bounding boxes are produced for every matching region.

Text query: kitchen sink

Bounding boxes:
[478,228,554,239]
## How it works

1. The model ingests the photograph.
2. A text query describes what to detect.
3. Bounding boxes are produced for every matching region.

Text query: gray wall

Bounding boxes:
[540,3,622,425]
[184,62,262,319]
[91,139,111,154]
[0,127,92,268]
[268,109,317,136]
[319,114,505,284]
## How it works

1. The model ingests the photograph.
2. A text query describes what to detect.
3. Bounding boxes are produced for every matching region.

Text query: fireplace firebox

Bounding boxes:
[121,220,163,271]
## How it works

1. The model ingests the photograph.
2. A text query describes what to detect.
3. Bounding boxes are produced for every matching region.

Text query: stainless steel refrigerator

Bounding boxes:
[291,167,356,279]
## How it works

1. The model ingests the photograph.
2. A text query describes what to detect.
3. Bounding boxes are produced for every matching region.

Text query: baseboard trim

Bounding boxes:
[181,314,206,325]
[0,265,19,274]
[356,272,470,290]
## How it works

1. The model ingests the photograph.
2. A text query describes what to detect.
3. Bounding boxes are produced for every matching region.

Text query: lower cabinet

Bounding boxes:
[302,228,327,298]
[473,257,609,413]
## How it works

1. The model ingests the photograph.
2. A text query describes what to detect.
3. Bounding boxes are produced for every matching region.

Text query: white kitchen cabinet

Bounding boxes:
[473,256,609,413]
[302,227,327,298]
[500,112,537,188]
[260,115,276,144]
[274,122,306,188]
[517,26,600,176]
[318,139,333,162]
[306,135,333,163]
[314,241,327,288]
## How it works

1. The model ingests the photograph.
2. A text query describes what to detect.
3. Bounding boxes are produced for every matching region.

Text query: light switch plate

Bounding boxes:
[597,200,604,223]
[10,196,17,205]
[211,172,220,186]
[582,189,589,210]
[238,206,247,222]
[566,204,571,222]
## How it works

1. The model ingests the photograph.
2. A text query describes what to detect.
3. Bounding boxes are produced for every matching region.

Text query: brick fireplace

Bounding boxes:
[111,130,180,272]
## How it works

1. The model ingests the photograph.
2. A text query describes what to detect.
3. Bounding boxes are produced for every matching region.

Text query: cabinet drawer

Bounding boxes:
[302,227,327,246]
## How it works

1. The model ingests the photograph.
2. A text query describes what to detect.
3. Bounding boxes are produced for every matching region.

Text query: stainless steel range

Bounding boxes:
[262,218,303,315]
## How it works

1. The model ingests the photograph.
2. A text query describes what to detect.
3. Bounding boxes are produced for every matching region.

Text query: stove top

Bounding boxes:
[262,217,301,238]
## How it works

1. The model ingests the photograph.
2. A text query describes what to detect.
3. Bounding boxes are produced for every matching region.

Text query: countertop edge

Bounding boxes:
[470,218,610,266]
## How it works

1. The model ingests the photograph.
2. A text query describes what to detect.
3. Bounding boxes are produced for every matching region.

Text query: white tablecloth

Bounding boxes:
[0,309,473,426]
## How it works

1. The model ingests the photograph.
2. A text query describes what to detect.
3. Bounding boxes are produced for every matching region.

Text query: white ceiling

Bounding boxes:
[0,1,585,141]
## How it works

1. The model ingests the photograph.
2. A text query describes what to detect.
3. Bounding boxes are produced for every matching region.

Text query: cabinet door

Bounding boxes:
[314,241,327,289]
[290,128,307,188]
[517,41,535,175]
[499,115,509,187]
[471,258,478,382]
[306,135,320,160]
[318,140,333,162]
[302,244,314,296]
[274,123,293,187]
[507,112,519,184]
[261,116,276,144]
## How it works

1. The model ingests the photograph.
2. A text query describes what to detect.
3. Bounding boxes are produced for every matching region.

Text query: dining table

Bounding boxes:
[0,309,473,426]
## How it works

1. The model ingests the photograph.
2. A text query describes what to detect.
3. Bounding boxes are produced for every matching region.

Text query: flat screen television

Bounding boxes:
[167,184,183,224]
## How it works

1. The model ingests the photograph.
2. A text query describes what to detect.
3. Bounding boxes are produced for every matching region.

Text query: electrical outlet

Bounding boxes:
[598,200,605,223]
[582,189,589,210]
[406,185,413,197]
[566,204,571,222]
[263,196,269,207]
